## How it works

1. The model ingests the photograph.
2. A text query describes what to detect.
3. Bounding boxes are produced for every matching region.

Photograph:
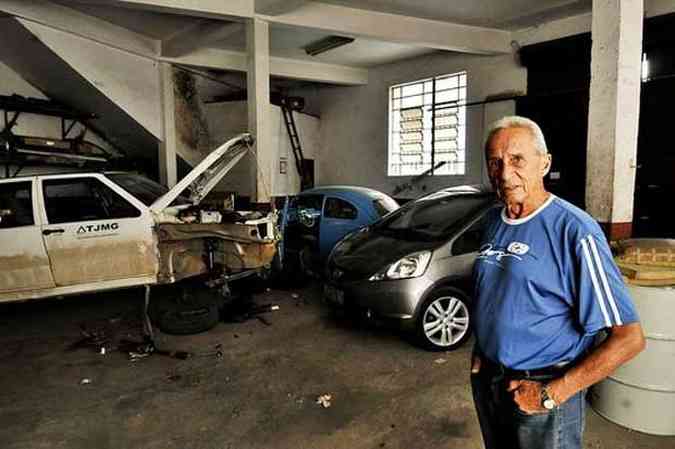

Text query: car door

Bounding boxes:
[321,196,360,259]
[0,178,56,296]
[38,174,157,287]
[448,208,491,278]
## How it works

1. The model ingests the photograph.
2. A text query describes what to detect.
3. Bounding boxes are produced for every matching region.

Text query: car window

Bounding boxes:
[324,197,357,220]
[373,197,399,218]
[108,173,189,206]
[376,194,493,241]
[297,194,323,212]
[452,213,488,255]
[0,181,33,228]
[43,177,140,224]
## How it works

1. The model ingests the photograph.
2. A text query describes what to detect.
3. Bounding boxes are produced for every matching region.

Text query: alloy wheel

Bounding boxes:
[422,295,469,347]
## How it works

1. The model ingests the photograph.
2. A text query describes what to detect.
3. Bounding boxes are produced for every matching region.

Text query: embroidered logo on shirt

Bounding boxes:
[507,241,530,256]
[477,244,523,262]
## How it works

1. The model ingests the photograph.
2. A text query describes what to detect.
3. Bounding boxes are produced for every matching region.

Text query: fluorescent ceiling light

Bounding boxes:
[304,36,355,56]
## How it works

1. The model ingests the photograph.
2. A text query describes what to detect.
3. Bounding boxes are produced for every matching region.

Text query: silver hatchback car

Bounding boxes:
[324,186,496,351]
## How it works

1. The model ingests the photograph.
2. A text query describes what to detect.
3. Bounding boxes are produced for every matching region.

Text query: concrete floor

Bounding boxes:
[0,283,672,449]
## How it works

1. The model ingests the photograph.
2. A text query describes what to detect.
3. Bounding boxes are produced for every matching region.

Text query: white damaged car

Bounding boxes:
[0,133,278,333]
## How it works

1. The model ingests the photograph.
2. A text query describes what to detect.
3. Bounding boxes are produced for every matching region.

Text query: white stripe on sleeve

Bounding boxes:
[581,237,612,328]
[588,235,623,325]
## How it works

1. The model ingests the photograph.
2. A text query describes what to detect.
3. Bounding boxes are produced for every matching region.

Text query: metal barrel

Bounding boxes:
[589,284,675,436]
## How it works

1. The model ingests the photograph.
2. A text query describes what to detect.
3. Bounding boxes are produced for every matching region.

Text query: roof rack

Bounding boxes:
[1,94,120,178]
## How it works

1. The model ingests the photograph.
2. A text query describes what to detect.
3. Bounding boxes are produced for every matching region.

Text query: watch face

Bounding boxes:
[543,398,556,410]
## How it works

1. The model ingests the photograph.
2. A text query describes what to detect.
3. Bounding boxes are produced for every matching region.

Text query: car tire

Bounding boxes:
[414,287,471,351]
[152,286,221,335]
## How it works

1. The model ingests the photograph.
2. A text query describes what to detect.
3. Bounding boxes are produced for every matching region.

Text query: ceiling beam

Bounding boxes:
[160,48,368,85]
[254,0,308,16]
[66,0,254,20]
[260,3,513,55]
[0,0,157,58]
[514,0,675,47]
[70,0,511,54]
[271,56,367,85]
[161,21,243,58]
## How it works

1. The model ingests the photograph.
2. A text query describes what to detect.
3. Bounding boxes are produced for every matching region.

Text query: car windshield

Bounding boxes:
[107,173,189,207]
[372,196,399,218]
[374,193,493,241]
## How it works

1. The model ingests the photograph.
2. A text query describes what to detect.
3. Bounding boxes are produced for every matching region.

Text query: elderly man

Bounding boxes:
[471,116,645,449]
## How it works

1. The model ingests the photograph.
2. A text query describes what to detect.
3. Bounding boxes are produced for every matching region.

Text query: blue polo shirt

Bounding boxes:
[473,195,639,370]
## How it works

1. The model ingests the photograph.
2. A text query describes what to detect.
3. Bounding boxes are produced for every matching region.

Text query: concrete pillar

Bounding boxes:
[158,62,177,187]
[586,0,643,240]
[246,18,273,204]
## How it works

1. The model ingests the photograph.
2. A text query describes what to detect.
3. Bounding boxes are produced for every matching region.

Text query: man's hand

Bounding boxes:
[507,379,547,414]
[547,323,645,404]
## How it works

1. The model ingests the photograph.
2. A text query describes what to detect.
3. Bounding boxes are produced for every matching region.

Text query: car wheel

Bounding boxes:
[152,286,221,335]
[415,287,471,351]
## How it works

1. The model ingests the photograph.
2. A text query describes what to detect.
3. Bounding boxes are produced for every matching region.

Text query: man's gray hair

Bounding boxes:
[485,116,549,155]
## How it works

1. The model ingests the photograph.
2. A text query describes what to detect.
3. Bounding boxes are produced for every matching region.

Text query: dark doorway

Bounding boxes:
[516,91,589,210]
[302,158,315,190]
[633,77,675,237]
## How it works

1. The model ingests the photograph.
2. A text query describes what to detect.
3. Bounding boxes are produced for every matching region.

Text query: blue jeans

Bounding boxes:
[471,367,586,449]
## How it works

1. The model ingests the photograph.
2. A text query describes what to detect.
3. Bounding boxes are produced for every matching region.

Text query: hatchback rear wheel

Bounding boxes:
[415,287,471,351]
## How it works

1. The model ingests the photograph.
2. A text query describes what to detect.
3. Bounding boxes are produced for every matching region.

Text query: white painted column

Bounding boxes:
[586,0,643,239]
[158,62,177,187]
[246,18,273,203]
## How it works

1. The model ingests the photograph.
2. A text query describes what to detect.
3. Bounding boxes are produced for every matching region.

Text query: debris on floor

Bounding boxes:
[68,327,109,353]
[119,339,191,362]
[166,373,182,383]
[222,296,280,325]
[434,358,447,365]
[194,343,223,358]
[257,316,272,326]
[68,314,145,356]
[79,378,92,385]
[316,394,332,408]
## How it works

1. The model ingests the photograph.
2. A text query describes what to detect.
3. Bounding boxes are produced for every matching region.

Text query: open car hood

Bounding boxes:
[150,133,253,214]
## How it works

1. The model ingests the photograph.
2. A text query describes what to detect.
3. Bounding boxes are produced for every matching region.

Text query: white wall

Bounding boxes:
[291,51,526,199]
[0,61,117,156]
[269,106,320,196]
[204,101,320,198]
[20,21,162,140]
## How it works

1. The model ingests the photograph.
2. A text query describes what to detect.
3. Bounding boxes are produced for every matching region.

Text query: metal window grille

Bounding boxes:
[388,72,467,176]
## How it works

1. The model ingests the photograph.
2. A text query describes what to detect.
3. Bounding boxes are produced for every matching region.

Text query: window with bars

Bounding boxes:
[388,72,467,176]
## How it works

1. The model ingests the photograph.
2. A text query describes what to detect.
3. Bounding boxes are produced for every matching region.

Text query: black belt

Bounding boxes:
[481,357,571,380]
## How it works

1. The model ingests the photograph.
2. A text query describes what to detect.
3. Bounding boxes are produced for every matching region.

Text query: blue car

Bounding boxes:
[281,186,399,277]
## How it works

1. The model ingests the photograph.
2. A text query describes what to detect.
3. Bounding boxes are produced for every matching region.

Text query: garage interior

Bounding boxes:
[1,1,675,448]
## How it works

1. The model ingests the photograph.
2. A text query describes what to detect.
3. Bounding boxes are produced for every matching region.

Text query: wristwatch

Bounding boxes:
[541,385,558,410]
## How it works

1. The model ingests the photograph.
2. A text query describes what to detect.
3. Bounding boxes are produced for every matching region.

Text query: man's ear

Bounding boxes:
[541,153,552,177]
